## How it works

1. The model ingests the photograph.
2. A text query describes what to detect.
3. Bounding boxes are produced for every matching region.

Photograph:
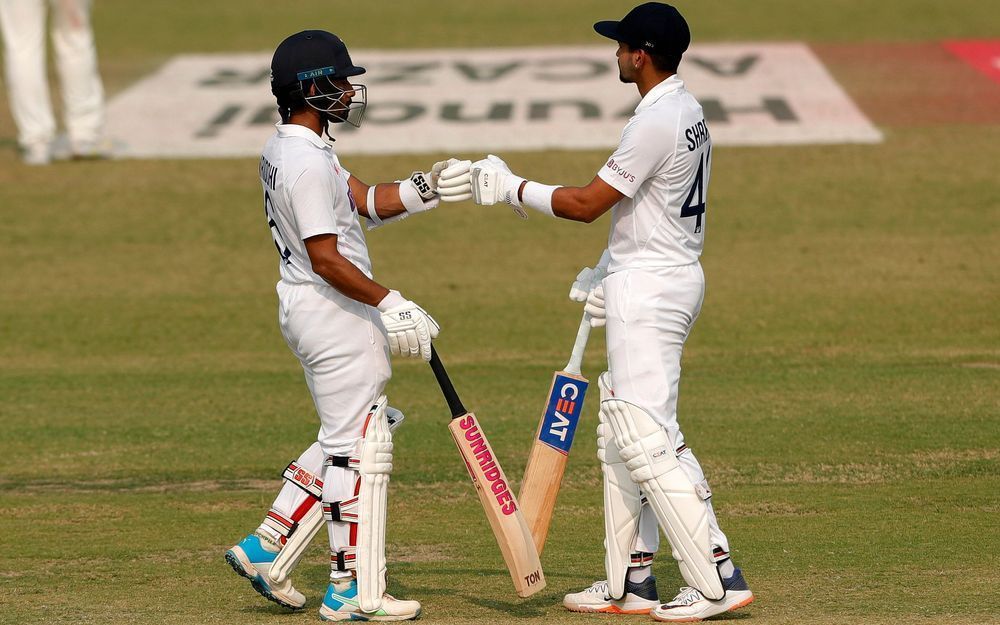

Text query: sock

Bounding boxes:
[718,557,736,579]
[255,524,283,546]
[628,565,652,583]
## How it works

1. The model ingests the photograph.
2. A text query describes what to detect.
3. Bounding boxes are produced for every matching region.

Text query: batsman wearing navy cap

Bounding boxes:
[224,30,473,622]
[469,3,755,621]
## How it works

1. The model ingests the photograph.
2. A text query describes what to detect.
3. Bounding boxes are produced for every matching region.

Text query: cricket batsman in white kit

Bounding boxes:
[224,30,472,621]
[469,4,754,622]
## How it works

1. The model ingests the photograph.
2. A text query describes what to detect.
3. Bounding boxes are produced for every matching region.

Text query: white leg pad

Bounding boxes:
[356,396,393,613]
[598,373,642,601]
[267,456,325,583]
[602,398,725,600]
[269,504,323,583]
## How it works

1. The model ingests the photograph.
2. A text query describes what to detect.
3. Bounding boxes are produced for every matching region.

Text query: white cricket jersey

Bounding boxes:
[597,75,712,272]
[259,123,372,285]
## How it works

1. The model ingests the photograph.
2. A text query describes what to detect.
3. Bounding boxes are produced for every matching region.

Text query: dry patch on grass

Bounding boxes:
[130,546,222,565]
[710,447,998,486]
[172,499,260,513]
[959,362,1000,370]
[7,502,127,523]
[6,478,280,494]
[719,500,821,517]
[386,542,456,563]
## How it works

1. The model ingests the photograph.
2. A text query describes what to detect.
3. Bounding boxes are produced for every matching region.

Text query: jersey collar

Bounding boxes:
[275,122,331,150]
[635,74,685,113]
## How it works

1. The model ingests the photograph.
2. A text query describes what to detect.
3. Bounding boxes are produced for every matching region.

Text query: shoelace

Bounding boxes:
[667,586,704,606]
[587,580,610,596]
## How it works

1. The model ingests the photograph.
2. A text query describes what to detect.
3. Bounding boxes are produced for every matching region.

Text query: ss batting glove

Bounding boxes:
[584,283,606,328]
[470,154,528,218]
[402,158,472,211]
[377,290,441,361]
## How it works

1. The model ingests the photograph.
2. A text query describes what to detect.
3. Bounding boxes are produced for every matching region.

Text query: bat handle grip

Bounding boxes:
[428,345,467,418]
[564,312,592,375]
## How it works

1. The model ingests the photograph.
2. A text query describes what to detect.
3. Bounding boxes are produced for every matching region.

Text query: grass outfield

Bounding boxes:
[1,2,998,624]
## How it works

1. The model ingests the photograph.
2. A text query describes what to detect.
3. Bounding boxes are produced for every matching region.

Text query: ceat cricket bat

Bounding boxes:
[518,312,592,554]
[427,346,546,598]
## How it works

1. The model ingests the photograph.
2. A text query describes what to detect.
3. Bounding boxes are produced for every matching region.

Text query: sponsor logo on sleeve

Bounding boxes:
[605,158,637,184]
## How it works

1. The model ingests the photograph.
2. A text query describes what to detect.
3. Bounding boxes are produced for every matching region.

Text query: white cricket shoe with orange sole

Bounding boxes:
[563,576,660,614]
[652,568,754,622]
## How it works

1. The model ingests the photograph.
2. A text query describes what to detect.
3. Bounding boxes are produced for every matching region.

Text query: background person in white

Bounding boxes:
[224,31,471,622]
[0,0,107,164]
[469,4,754,622]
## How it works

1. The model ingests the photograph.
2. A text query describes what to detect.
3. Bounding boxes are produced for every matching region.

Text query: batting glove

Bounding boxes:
[470,154,529,218]
[377,290,441,361]
[584,283,606,328]
[434,158,473,202]
[569,265,608,302]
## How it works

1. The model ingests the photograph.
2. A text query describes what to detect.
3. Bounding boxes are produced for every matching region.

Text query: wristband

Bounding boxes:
[520,181,558,217]
[376,289,407,312]
[366,185,383,227]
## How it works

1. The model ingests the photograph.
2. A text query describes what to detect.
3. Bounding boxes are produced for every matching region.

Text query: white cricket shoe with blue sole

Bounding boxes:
[225,532,306,610]
[651,568,755,622]
[319,577,421,622]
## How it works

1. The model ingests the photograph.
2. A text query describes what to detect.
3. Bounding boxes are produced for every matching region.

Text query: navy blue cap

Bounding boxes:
[594,2,690,57]
[270,30,365,94]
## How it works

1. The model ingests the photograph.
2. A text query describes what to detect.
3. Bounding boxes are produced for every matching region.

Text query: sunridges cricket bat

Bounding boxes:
[518,312,592,554]
[427,346,546,598]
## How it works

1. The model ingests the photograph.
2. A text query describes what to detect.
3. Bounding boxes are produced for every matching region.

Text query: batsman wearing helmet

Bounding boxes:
[224,30,472,621]
[469,4,754,622]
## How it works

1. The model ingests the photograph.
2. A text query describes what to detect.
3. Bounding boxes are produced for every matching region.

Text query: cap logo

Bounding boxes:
[644,40,656,49]
[297,66,337,80]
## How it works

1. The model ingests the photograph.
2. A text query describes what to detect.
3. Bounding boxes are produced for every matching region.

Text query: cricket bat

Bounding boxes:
[427,346,546,598]
[518,312,592,554]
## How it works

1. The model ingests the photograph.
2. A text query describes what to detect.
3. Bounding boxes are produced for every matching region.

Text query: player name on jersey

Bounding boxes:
[107,43,881,158]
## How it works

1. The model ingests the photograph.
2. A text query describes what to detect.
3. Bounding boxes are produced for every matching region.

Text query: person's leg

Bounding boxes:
[279,283,418,621]
[604,265,753,621]
[225,442,324,610]
[563,373,659,615]
[0,0,55,162]
[49,0,106,155]
[605,265,732,558]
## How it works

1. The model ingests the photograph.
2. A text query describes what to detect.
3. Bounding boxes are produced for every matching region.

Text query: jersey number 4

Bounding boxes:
[680,146,710,234]
[265,191,292,264]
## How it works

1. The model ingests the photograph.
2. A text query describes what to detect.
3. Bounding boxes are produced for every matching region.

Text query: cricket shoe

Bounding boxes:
[319,577,421,622]
[563,576,659,614]
[651,568,754,622]
[20,141,52,166]
[225,532,306,610]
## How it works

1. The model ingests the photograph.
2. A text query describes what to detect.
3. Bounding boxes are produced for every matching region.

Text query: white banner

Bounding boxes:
[108,43,881,158]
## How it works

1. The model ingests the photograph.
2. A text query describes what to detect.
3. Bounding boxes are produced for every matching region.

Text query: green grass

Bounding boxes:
[1,1,998,624]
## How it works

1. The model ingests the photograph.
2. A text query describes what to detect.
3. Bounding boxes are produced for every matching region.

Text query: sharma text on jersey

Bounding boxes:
[685,119,710,152]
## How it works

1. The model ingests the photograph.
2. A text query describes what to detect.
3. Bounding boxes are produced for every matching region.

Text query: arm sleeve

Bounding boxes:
[596,117,671,198]
[288,162,341,240]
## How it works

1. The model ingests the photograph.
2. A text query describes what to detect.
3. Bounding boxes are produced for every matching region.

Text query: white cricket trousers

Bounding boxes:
[0,0,105,148]
[603,263,730,556]
[273,280,392,574]
[276,280,392,457]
